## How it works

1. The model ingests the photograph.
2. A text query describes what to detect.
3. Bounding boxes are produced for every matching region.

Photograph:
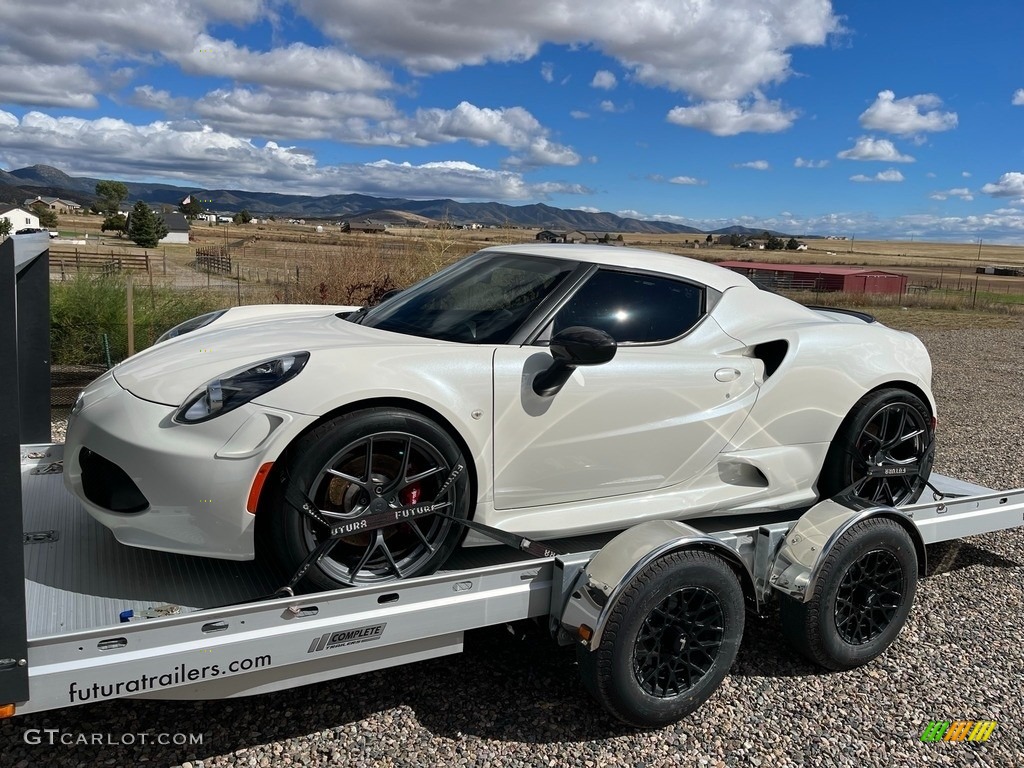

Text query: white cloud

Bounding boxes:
[859,90,957,136]
[930,188,973,202]
[794,157,828,168]
[193,87,396,140]
[176,35,393,93]
[838,137,915,163]
[297,0,839,99]
[850,169,905,183]
[570,110,590,119]
[389,101,579,166]
[130,85,191,114]
[591,70,617,90]
[1013,89,1024,106]
[735,160,770,170]
[0,62,98,108]
[0,109,561,200]
[981,172,1024,198]
[540,62,554,83]
[667,95,796,136]
[962,171,971,178]
[600,100,618,113]
[533,181,592,195]
[669,176,706,185]
[123,91,579,165]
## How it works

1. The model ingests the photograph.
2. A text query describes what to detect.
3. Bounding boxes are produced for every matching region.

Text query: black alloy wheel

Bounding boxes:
[819,388,934,507]
[268,408,470,591]
[633,586,726,698]
[834,549,905,645]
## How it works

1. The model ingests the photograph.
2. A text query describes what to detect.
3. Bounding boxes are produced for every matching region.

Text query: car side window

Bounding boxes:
[546,269,705,344]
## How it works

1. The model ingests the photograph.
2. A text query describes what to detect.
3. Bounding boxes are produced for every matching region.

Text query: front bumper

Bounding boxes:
[64,371,317,560]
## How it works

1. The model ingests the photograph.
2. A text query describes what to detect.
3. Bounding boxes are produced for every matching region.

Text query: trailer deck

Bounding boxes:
[16,436,1024,720]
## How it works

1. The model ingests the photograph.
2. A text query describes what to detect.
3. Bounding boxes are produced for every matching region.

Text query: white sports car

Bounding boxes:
[64,244,936,590]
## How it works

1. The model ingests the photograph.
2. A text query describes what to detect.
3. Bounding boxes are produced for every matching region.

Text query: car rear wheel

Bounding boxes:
[269,408,471,590]
[818,388,934,506]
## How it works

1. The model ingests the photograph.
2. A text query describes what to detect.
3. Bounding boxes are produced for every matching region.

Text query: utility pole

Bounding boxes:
[976,237,983,262]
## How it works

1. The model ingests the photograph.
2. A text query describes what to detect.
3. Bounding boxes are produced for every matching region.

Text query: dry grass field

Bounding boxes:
[44,212,1024,318]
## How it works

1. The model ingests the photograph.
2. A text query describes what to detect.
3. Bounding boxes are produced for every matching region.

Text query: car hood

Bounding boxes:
[112,311,444,405]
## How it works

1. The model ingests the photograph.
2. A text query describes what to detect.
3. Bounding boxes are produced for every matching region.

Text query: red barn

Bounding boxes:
[716,262,907,295]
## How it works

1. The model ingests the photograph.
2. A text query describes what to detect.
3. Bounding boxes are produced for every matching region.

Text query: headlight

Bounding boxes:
[173,352,310,424]
[156,309,229,344]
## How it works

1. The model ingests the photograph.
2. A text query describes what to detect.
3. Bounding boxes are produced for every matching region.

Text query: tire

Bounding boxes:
[268,408,471,591]
[780,517,917,670]
[577,550,745,728]
[819,387,934,506]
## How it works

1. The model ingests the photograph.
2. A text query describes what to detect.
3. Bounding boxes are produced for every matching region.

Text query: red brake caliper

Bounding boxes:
[400,483,422,506]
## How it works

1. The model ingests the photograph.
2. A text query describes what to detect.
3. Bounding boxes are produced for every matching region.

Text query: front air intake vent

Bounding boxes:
[79,448,149,513]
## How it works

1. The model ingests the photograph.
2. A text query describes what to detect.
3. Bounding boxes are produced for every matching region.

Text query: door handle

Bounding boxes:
[715,368,741,382]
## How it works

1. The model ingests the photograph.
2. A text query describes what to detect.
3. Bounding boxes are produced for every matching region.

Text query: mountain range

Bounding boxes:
[1,164,796,237]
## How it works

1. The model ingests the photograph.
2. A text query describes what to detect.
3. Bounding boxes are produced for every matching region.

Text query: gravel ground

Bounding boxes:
[4,326,1023,768]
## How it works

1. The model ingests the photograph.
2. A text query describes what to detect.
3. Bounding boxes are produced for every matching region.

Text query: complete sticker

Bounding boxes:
[307,623,387,653]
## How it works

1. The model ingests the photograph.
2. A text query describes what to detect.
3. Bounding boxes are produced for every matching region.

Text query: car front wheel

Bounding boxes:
[268,408,471,590]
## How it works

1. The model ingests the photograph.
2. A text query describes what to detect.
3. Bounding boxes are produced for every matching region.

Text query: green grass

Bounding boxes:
[51,273,225,366]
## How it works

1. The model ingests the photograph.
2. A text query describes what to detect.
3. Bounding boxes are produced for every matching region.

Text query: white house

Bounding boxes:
[0,206,40,233]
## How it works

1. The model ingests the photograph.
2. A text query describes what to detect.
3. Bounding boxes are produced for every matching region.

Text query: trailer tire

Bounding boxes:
[780,517,917,670]
[577,550,744,728]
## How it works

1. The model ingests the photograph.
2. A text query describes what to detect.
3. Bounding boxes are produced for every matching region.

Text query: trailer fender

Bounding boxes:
[769,497,927,602]
[559,519,756,651]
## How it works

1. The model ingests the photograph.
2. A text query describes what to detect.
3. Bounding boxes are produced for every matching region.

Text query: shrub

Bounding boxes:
[51,273,224,366]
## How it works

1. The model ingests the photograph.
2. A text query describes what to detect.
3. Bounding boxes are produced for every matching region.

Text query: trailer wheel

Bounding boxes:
[577,550,745,728]
[780,517,917,670]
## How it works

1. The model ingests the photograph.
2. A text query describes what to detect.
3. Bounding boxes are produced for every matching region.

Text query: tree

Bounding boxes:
[30,203,59,229]
[0,218,11,240]
[766,235,785,251]
[179,197,204,219]
[233,209,253,225]
[126,201,168,248]
[101,214,128,238]
[786,237,800,251]
[728,233,742,247]
[705,233,713,244]
[95,180,129,215]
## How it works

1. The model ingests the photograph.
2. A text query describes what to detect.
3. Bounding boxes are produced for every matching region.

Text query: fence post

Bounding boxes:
[126,273,135,357]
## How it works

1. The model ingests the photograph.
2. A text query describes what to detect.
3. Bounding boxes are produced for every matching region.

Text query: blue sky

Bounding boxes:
[2,0,1024,240]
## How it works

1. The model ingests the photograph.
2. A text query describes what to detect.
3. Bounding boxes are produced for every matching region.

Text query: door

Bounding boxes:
[492,269,760,509]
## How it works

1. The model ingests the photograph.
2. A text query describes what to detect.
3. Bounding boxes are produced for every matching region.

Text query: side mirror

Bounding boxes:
[533,326,617,397]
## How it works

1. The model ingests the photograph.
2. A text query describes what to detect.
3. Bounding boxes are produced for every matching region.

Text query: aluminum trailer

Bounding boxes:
[3,443,1023,728]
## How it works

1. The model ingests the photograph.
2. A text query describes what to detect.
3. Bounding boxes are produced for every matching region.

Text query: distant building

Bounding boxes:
[535,229,588,243]
[1,205,41,232]
[158,212,190,244]
[717,261,907,294]
[347,219,390,233]
[23,196,81,214]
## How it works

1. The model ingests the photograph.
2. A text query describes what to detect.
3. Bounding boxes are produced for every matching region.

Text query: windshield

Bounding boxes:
[357,252,576,343]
